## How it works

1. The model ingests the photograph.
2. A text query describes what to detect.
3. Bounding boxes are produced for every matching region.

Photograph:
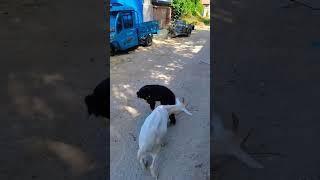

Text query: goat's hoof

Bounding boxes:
[151,171,159,179]
[143,161,148,170]
[140,159,148,170]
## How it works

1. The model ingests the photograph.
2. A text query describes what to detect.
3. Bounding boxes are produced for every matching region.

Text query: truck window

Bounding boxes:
[117,16,123,33]
[123,13,133,29]
[110,12,117,32]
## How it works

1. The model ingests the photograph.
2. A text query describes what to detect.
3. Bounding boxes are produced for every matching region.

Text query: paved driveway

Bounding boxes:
[110,28,210,180]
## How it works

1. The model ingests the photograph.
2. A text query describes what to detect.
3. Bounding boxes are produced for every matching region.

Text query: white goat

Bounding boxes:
[212,113,263,169]
[137,97,192,179]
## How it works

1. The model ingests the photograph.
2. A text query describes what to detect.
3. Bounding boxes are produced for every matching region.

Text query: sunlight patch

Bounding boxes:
[192,45,204,53]
[46,140,95,175]
[122,105,140,118]
[150,70,172,85]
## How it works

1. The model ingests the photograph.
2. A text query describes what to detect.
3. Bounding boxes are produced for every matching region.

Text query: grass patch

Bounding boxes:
[181,14,210,27]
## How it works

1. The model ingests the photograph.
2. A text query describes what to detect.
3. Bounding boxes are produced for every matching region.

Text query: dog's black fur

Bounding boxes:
[137,85,176,125]
[85,78,109,119]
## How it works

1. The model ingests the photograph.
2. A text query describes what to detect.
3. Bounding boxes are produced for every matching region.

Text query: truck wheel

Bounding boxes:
[145,36,152,47]
[110,46,115,56]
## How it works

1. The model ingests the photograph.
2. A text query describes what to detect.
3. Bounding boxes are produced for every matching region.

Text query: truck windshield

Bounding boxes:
[110,12,117,32]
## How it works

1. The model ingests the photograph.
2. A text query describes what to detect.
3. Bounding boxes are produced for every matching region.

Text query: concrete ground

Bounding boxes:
[0,0,107,179]
[110,27,210,180]
[213,0,320,179]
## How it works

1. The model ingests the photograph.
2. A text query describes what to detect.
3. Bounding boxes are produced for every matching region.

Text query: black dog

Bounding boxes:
[137,85,176,125]
[85,78,109,119]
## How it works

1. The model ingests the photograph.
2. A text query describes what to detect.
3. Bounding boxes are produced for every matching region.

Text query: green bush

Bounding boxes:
[202,17,210,25]
[194,0,204,16]
[172,0,204,21]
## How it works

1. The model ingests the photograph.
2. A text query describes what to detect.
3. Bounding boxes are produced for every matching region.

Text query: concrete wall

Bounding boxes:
[153,6,171,29]
[143,0,154,22]
[203,4,210,17]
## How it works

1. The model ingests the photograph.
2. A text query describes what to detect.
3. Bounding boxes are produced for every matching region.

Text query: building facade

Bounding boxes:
[110,0,172,29]
[201,0,210,17]
[143,0,172,29]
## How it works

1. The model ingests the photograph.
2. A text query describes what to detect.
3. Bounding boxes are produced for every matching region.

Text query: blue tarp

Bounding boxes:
[110,0,143,23]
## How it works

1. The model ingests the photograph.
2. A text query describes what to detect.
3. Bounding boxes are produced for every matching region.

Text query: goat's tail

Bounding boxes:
[176,97,192,116]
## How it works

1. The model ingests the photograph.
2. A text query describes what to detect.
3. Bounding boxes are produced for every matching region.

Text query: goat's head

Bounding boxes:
[175,97,192,116]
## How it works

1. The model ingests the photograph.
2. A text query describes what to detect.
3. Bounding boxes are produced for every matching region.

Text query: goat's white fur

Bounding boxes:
[138,97,192,179]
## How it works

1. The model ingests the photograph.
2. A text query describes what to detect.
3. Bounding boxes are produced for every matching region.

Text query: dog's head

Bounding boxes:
[136,86,151,100]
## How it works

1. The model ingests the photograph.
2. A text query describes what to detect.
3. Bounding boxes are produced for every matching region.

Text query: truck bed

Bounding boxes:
[137,21,159,39]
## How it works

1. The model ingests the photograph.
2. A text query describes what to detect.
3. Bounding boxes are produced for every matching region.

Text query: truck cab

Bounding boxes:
[110,3,159,55]
[110,4,139,52]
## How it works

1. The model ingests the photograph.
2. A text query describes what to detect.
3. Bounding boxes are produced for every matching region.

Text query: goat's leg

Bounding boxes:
[150,154,159,179]
[140,155,147,170]
[150,147,161,179]
[138,149,147,170]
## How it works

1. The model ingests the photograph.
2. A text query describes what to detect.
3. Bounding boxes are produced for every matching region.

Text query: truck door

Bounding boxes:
[116,11,138,50]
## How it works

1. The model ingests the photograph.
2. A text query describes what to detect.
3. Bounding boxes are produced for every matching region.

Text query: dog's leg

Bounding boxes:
[169,114,176,125]
[149,101,156,110]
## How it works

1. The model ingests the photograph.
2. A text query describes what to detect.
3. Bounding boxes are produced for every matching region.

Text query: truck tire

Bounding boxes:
[145,35,152,47]
[110,46,115,56]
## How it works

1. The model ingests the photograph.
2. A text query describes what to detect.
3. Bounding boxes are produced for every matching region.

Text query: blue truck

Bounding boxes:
[110,3,159,56]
